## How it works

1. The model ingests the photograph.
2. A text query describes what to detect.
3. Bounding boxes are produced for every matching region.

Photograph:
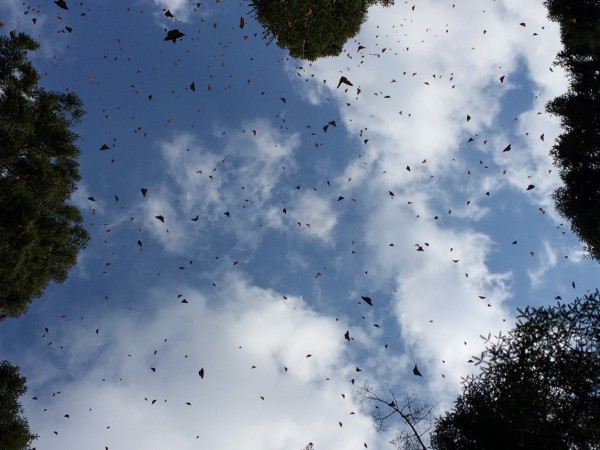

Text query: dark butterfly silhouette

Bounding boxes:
[164,29,185,43]
[337,76,353,89]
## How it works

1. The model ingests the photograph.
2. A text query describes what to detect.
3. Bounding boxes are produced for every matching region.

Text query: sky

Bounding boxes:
[1,0,600,449]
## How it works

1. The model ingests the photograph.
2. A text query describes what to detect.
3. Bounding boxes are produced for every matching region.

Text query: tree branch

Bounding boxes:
[357,384,434,450]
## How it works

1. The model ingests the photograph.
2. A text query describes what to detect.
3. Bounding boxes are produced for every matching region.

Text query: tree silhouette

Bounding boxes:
[0,361,37,450]
[249,0,393,61]
[357,384,435,450]
[431,291,600,450]
[0,26,89,319]
[544,0,600,260]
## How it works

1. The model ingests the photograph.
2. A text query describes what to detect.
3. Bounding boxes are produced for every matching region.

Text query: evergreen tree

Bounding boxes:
[249,0,393,61]
[544,0,600,260]
[431,291,600,450]
[0,361,37,450]
[0,26,89,319]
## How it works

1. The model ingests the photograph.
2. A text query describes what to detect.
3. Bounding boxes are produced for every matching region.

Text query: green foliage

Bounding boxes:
[545,0,600,54]
[431,291,600,450]
[0,26,89,319]
[544,0,600,260]
[249,0,393,61]
[0,361,37,450]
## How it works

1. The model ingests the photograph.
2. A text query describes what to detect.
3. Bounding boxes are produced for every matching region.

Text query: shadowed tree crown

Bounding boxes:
[0,361,37,450]
[0,25,89,319]
[544,0,600,260]
[249,0,393,61]
[431,291,600,450]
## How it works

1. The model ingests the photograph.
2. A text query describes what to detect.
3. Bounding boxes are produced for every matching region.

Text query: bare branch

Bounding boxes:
[356,384,434,450]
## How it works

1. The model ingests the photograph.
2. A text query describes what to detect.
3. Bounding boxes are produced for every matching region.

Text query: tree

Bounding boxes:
[545,0,600,54]
[248,0,393,61]
[357,384,436,450]
[431,291,600,450]
[0,361,37,450]
[544,0,600,260]
[0,26,89,319]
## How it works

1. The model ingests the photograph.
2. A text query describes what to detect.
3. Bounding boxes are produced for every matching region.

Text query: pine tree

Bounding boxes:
[544,0,600,260]
[0,26,89,319]
[249,0,393,61]
[0,361,37,450]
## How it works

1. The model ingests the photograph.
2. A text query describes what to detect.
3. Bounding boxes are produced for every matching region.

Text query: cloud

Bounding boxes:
[70,181,107,216]
[294,0,565,192]
[0,0,45,33]
[282,0,569,405]
[151,0,195,22]
[290,190,338,242]
[133,120,301,254]
[527,240,559,287]
[565,246,588,263]
[357,197,512,397]
[22,274,385,450]
[0,0,77,60]
[136,185,190,252]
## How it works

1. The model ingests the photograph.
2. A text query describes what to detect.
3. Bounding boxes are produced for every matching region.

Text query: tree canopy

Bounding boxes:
[249,0,393,61]
[0,26,89,319]
[0,361,37,450]
[431,291,600,450]
[544,0,600,260]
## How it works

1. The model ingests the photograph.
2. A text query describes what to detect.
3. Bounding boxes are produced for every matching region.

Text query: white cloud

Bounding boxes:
[0,0,46,33]
[291,190,338,242]
[565,246,588,263]
[136,185,191,252]
[357,197,512,399]
[134,121,301,253]
[151,0,194,22]
[527,240,559,287]
[22,274,386,450]
[70,181,106,216]
[160,122,298,214]
[283,0,568,406]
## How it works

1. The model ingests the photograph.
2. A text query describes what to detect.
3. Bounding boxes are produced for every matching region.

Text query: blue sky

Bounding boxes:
[1,1,599,449]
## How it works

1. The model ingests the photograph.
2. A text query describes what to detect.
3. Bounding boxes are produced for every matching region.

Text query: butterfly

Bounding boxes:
[164,29,185,43]
[361,296,373,306]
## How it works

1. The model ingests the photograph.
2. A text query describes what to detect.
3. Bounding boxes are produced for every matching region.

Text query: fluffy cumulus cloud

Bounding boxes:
[296,0,565,184]
[356,196,512,398]
[286,0,569,404]
[134,120,301,253]
[291,190,338,242]
[21,274,384,450]
[151,0,196,22]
